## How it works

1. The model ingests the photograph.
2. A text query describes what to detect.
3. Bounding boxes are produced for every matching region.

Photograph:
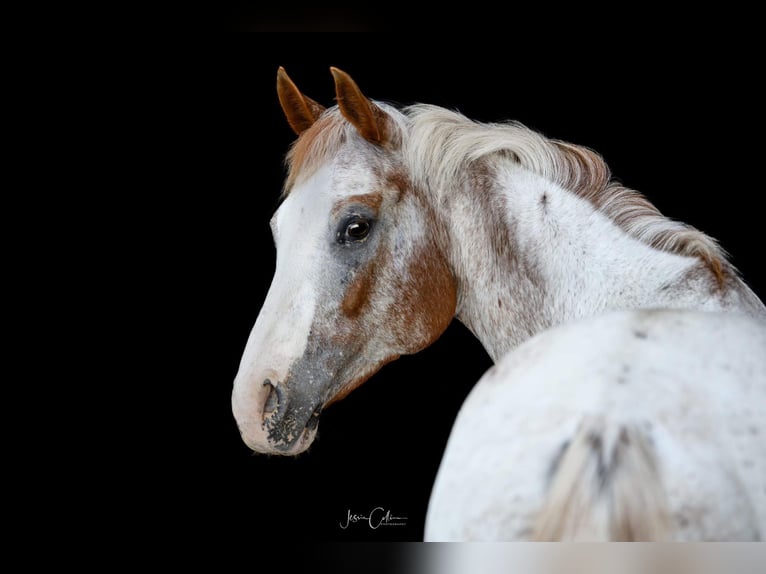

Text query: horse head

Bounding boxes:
[232,68,456,454]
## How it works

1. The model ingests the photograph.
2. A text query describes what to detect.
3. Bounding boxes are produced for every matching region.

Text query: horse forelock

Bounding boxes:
[284,109,350,193]
[283,103,406,195]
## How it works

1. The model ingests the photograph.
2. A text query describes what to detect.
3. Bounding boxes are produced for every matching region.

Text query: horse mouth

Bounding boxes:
[265,403,323,455]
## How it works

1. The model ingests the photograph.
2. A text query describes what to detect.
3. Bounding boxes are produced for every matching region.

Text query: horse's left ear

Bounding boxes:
[330,67,388,145]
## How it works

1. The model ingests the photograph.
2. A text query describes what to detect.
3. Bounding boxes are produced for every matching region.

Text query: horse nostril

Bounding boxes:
[263,379,282,416]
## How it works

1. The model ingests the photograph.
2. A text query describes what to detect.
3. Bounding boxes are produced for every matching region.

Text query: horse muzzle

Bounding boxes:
[232,374,323,455]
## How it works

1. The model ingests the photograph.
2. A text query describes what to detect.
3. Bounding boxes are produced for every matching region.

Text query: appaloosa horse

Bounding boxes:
[232,67,766,540]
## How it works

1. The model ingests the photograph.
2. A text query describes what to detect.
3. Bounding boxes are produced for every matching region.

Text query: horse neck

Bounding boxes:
[432,160,757,362]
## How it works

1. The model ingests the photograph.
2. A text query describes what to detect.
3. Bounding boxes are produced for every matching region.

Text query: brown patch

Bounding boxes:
[329,169,410,221]
[341,272,370,318]
[400,245,456,351]
[331,192,383,219]
[341,252,385,319]
[390,204,457,353]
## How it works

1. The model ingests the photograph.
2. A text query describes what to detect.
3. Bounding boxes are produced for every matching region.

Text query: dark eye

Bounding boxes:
[340,216,372,243]
[347,219,370,239]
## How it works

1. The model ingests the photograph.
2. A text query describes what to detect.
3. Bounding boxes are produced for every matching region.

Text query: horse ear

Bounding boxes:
[277,67,326,136]
[330,67,387,144]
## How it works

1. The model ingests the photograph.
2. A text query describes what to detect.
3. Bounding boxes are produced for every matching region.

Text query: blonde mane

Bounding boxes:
[284,103,728,280]
[405,105,727,281]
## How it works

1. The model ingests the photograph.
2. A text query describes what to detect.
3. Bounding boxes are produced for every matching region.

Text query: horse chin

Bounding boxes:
[283,424,319,456]
[245,423,319,457]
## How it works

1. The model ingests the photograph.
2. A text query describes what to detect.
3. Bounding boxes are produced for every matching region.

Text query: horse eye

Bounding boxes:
[345,218,371,241]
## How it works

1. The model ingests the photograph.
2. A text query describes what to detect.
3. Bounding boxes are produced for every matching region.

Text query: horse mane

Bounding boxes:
[284,103,728,280]
[405,105,728,281]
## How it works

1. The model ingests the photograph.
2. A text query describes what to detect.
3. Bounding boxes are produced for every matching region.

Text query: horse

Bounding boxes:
[231,67,766,540]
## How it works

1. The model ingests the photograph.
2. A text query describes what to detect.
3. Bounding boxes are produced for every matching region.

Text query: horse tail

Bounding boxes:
[532,417,672,541]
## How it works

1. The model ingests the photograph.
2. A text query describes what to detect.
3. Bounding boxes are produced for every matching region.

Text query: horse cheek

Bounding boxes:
[394,242,457,353]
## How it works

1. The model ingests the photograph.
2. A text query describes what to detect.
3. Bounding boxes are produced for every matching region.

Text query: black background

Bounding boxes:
[152,40,764,543]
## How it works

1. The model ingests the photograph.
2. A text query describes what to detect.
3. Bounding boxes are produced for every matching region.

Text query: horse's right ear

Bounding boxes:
[277,67,326,136]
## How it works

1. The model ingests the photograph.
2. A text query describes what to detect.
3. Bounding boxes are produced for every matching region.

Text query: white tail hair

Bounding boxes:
[533,417,672,541]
